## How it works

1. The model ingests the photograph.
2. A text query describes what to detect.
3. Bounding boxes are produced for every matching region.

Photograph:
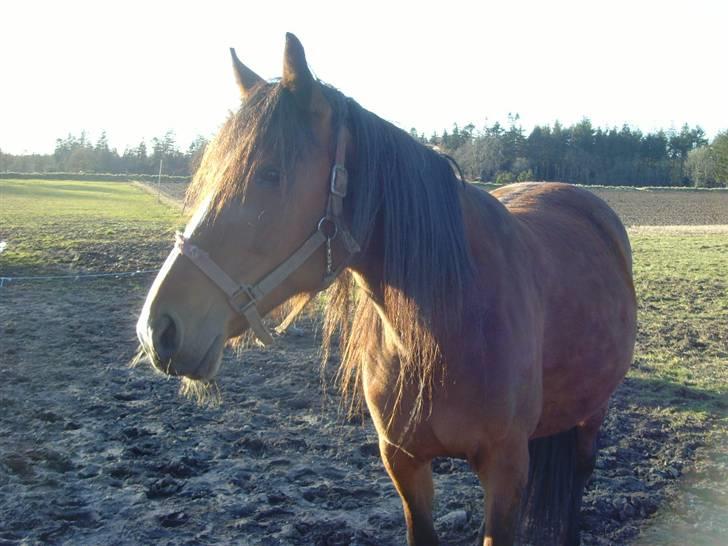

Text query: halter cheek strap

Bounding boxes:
[175,122,359,346]
[175,233,275,345]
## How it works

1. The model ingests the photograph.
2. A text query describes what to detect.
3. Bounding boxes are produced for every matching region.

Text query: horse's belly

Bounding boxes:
[534,252,636,437]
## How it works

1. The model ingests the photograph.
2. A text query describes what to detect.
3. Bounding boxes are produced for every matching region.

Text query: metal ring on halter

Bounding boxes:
[317,216,338,240]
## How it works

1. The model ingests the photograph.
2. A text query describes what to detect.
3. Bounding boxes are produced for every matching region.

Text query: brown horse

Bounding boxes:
[136,34,636,545]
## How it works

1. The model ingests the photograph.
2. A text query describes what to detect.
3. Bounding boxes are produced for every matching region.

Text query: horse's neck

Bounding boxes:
[346,211,386,297]
[348,234,409,357]
[349,270,409,356]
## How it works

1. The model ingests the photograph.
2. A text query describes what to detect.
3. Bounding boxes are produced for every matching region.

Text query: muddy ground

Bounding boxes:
[0,275,720,545]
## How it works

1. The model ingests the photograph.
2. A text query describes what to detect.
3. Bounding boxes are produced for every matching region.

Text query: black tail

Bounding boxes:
[519,427,581,545]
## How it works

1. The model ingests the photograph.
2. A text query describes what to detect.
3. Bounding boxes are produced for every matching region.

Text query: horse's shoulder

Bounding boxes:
[461,182,516,229]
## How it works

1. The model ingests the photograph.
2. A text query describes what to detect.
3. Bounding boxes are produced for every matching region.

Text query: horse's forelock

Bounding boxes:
[184,82,316,217]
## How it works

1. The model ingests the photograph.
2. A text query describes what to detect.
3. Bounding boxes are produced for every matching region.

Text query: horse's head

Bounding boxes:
[136,34,355,380]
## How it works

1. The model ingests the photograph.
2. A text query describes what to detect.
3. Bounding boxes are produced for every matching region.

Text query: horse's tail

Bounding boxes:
[519,427,580,545]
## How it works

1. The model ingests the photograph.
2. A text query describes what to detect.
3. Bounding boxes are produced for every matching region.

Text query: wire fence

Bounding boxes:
[0,269,157,288]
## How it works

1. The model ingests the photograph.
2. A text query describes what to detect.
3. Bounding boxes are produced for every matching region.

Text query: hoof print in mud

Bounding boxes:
[146,477,184,499]
[158,511,189,528]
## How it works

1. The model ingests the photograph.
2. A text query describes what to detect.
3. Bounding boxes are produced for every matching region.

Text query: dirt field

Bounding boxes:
[153,179,728,227]
[588,187,728,226]
[1,180,726,545]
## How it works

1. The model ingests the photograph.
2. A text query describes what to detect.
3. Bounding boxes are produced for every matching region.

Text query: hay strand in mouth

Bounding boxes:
[179,377,222,406]
[128,345,150,368]
[130,344,221,406]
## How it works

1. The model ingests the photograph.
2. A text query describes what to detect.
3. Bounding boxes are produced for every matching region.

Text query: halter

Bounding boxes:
[174,121,360,346]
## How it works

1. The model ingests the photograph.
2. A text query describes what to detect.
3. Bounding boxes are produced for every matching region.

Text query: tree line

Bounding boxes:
[0,130,208,177]
[2,121,727,187]
[412,117,728,187]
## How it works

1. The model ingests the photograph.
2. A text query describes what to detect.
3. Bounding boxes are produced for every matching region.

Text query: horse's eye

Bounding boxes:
[256,167,281,186]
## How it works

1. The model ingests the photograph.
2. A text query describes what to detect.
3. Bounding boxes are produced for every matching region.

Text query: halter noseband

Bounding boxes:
[174,121,360,346]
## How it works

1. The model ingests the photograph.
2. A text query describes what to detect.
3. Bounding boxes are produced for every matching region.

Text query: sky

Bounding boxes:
[1,0,727,155]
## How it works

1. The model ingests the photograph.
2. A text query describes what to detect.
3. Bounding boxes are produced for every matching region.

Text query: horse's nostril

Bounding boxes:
[153,314,181,362]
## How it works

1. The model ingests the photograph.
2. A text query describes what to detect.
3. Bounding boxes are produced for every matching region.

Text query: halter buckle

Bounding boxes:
[330,165,348,197]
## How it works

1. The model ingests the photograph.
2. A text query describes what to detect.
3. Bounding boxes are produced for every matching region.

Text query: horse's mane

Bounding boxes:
[320,87,474,428]
[185,81,474,427]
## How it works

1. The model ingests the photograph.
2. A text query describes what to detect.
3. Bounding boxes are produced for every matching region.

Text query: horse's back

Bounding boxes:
[491,182,637,437]
[493,182,632,271]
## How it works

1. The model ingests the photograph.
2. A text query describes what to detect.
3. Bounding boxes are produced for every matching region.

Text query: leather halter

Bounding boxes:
[175,122,360,346]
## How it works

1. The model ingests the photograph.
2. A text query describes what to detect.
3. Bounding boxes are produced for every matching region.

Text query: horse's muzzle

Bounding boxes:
[137,312,183,375]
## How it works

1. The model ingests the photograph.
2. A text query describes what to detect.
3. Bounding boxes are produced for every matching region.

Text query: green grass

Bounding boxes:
[0,179,184,275]
[629,231,728,423]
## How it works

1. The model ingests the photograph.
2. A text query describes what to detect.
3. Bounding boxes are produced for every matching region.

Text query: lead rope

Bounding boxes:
[326,238,333,278]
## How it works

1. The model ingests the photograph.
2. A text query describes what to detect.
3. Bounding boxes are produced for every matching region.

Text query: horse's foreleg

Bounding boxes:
[475,437,529,546]
[379,440,438,546]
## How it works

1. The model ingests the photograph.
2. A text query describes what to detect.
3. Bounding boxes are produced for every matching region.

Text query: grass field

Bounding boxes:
[1,178,726,544]
[0,179,182,275]
[630,232,727,424]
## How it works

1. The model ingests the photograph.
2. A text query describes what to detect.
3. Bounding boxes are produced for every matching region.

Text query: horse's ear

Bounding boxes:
[282,33,328,115]
[230,48,263,99]
[282,33,315,102]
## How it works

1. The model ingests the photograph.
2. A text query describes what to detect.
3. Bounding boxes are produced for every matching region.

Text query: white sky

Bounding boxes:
[1,0,726,155]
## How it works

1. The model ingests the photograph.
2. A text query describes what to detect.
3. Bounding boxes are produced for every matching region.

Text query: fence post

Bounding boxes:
[157,158,164,202]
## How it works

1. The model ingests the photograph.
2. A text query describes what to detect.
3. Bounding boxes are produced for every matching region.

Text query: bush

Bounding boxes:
[495,171,515,185]
[516,169,534,182]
